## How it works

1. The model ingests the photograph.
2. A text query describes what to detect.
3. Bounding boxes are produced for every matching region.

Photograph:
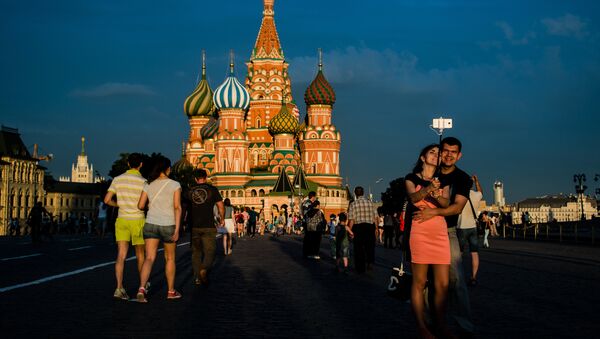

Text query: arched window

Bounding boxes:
[257,117,261,128]
[238,190,244,197]
[336,191,340,198]
[251,190,257,197]
[259,189,265,197]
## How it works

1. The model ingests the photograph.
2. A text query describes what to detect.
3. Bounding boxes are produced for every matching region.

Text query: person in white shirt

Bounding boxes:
[136,156,182,302]
[456,175,483,286]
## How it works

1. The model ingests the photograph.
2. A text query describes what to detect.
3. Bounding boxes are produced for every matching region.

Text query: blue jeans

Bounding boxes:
[448,227,475,332]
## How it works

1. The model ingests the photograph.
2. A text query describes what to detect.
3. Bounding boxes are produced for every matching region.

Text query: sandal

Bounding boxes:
[136,287,147,303]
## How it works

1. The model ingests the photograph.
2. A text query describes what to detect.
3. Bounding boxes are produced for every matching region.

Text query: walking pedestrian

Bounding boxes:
[185,169,224,286]
[97,202,108,239]
[457,175,483,286]
[304,200,326,259]
[301,191,317,258]
[328,214,338,259]
[335,212,351,274]
[383,210,395,249]
[104,153,147,300]
[347,186,378,273]
[406,144,453,338]
[222,198,235,255]
[27,201,50,245]
[136,156,182,302]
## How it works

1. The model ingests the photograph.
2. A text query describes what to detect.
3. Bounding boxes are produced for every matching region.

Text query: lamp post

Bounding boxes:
[369,178,384,202]
[573,174,587,221]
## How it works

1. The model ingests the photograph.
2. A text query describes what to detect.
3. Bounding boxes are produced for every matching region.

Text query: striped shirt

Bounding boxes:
[108,169,146,220]
[348,197,377,224]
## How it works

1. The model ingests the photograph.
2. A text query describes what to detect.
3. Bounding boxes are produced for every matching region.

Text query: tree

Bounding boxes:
[380,177,407,214]
[108,153,130,178]
[108,152,166,179]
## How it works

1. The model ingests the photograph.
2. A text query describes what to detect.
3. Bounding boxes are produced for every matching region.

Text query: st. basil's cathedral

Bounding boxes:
[178,0,348,218]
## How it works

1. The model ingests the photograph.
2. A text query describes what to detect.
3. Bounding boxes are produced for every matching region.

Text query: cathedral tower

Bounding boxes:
[212,53,251,187]
[245,0,297,169]
[267,95,299,174]
[299,49,342,186]
[184,50,215,167]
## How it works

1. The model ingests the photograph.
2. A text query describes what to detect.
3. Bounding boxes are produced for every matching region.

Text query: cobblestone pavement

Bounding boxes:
[1,234,598,338]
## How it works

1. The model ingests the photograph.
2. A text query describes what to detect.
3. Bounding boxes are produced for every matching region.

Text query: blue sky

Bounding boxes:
[1,0,599,202]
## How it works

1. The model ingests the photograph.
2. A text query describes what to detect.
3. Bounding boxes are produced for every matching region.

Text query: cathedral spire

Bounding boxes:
[229,49,235,75]
[318,48,323,72]
[201,49,206,80]
[81,137,86,156]
[251,0,283,60]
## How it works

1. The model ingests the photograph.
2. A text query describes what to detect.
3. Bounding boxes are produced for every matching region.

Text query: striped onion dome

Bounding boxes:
[184,51,215,117]
[200,117,219,140]
[304,50,335,106]
[213,61,250,110]
[269,102,298,135]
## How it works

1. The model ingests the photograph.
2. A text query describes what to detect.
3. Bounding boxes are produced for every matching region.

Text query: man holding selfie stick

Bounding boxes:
[415,117,475,337]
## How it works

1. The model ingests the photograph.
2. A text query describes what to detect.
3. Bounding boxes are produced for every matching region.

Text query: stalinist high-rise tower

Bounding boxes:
[180,0,347,218]
[60,137,102,183]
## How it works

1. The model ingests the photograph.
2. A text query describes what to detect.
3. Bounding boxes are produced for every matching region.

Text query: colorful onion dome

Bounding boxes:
[304,49,335,106]
[269,102,298,135]
[213,53,250,110]
[200,117,219,140]
[184,51,215,117]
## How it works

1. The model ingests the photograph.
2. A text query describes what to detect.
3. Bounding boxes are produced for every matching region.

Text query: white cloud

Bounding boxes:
[496,21,535,45]
[289,46,453,93]
[542,14,587,39]
[70,82,155,97]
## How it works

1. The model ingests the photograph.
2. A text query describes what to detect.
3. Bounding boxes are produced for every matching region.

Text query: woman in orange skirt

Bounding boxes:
[405,144,451,338]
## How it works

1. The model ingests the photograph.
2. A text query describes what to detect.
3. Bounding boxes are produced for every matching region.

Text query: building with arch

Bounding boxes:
[0,126,45,235]
[181,0,348,219]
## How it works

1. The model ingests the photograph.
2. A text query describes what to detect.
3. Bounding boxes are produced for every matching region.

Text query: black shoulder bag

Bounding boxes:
[468,198,484,236]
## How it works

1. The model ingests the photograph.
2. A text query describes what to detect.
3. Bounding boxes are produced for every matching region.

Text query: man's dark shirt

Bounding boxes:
[28,206,46,225]
[439,166,472,228]
[185,183,222,228]
[248,210,257,224]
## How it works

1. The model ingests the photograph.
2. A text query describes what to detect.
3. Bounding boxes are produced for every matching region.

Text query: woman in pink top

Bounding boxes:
[405,144,452,338]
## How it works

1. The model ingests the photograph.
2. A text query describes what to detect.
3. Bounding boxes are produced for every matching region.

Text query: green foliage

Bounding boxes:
[108,152,166,179]
[108,153,130,178]
[381,177,407,214]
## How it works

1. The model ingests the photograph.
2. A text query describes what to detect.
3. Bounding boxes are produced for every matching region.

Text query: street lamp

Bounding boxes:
[573,174,587,221]
[369,178,384,202]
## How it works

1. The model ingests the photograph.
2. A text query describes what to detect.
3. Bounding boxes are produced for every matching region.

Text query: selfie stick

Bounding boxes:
[430,117,453,177]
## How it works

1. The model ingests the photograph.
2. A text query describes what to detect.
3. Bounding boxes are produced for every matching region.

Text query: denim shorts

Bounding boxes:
[143,223,176,243]
[457,227,479,253]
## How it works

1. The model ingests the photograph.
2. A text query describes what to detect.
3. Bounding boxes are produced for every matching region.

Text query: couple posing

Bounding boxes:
[405,137,475,338]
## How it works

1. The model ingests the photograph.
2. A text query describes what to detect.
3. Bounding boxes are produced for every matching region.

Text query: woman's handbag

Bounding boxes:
[387,262,412,301]
[468,198,485,236]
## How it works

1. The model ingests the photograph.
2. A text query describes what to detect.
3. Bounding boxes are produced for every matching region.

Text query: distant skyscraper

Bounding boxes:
[60,137,103,183]
[494,181,505,206]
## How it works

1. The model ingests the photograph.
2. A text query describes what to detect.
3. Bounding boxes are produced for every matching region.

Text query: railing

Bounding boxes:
[499,219,599,245]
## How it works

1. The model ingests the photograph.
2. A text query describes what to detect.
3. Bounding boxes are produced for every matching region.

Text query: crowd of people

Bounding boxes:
[8,135,488,337]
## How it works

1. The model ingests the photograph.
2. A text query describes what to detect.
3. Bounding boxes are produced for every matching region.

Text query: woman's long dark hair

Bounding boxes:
[148,155,171,183]
[412,144,439,174]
